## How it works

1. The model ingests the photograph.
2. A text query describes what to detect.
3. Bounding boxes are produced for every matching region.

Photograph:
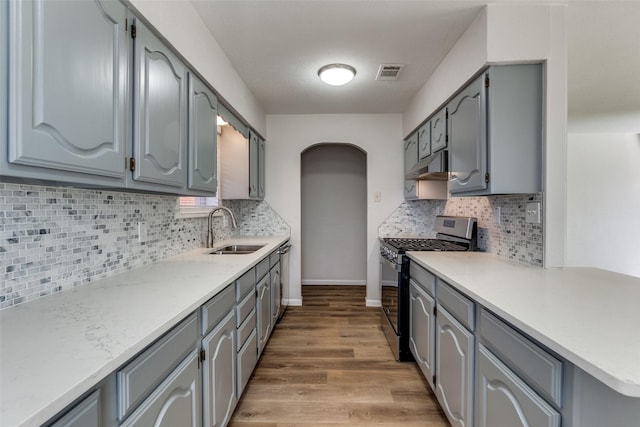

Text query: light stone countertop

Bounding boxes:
[0,236,289,427]
[407,251,640,398]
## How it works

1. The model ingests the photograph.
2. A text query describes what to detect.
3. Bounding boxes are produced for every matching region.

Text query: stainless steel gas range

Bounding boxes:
[380,215,477,361]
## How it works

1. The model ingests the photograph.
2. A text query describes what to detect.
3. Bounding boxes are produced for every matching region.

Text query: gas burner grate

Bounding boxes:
[383,238,468,252]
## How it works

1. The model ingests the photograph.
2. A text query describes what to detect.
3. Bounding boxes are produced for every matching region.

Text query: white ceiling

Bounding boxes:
[191,0,640,129]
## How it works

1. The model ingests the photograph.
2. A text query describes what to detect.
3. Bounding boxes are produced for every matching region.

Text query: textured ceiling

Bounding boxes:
[191,0,640,129]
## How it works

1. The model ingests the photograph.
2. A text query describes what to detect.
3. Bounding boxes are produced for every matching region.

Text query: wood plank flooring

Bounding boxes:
[229,285,449,426]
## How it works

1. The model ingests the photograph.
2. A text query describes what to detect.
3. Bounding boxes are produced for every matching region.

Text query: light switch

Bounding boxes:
[525,202,541,224]
[373,191,381,202]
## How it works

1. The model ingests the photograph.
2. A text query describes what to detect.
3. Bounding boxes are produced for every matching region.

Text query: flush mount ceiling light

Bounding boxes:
[318,63,356,86]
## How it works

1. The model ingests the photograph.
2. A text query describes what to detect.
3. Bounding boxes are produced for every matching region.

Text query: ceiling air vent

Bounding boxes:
[376,64,404,81]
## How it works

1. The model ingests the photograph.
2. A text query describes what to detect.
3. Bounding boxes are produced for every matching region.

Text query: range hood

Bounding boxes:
[406,150,449,181]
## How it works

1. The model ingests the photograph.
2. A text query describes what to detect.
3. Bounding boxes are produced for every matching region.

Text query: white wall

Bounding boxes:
[403,4,568,268]
[265,114,403,306]
[301,145,367,285]
[128,0,266,135]
[566,133,640,277]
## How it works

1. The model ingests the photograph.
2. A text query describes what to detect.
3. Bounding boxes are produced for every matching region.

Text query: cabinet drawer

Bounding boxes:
[437,280,475,331]
[269,249,280,269]
[479,309,563,407]
[477,345,560,427]
[49,390,100,427]
[201,284,235,336]
[256,257,270,281]
[237,288,256,326]
[120,350,201,427]
[237,329,258,397]
[236,268,255,301]
[410,263,435,296]
[237,308,256,350]
[117,313,198,421]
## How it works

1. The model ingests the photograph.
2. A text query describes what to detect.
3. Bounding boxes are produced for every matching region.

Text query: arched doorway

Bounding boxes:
[300,143,367,288]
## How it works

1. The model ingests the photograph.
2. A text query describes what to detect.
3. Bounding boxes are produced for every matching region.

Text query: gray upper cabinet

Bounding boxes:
[448,73,487,194]
[5,0,128,183]
[248,130,259,198]
[187,72,218,194]
[132,19,187,189]
[403,132,418,175]
[430,108,447,153]
[418,122,431,160]
[448,64,542,196]
[258,137,266,199]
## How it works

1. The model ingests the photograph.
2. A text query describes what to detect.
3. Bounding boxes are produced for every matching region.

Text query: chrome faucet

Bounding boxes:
[207,206,238,248]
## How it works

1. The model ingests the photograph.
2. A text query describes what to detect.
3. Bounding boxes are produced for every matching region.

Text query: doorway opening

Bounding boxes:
[300,143,367,291]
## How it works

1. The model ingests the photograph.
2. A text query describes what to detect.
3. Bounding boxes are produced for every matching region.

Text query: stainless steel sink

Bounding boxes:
[208,244,265,255]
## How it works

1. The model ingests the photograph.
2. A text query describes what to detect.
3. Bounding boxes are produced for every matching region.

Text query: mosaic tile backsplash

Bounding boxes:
[0,182,289,309]
[379,193,543,267]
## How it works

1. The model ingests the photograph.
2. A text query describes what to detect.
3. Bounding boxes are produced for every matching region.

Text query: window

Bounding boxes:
[176,196,218,218]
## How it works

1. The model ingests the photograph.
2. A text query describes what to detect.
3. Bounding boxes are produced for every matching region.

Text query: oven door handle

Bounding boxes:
[380,256,401,272]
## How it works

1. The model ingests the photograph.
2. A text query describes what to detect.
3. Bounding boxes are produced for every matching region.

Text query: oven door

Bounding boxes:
[380,256,401,333]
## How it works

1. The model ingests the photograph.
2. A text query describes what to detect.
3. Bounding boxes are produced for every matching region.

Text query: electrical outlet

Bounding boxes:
[493,207,501,224]
[526,202,541,224]
[137,221,147,242]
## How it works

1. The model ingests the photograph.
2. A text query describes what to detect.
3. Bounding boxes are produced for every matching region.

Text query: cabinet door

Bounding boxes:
[8,0,127,178]
[476,345,560,427]
[436,304,474,427]
[448,74,487,194]
[248,130,259,198]
[430,108,447,153]
[258,137,266,199]
[188,73,217,193]
[237,329,258,397]
[418,122,431,160]
[270,263,281,327]
[256,274,271,356]
[409,280,435,390]
[132,20,187,188]
[202,310,237,427]
[121,350,201,427]
[404,133,418,174]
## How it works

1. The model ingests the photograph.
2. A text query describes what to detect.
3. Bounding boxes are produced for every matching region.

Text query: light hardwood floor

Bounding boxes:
[229,285,450,426]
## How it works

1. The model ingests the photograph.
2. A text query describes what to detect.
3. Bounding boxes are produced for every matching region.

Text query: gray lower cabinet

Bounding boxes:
[131,18,187,189]
[476,345,560,427]
[409,279,436,390]
[120,350,201,427]
[202,310,237,427]
[49,390,100,427]
[4,0,128,184]
[187,72,218,194]
[256,273,271,356]
[435,304,474,427]
[237,329,258,397]
[270,261,281,328]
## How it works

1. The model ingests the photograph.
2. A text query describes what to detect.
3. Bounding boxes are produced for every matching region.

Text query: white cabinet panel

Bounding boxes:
[8,0,128,179]
[435,304,474,427]
[188,73,217,193]
[132,19,186,188]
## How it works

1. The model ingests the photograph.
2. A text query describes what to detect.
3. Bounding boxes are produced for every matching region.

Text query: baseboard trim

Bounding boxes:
[366,299,382,307]
[301,279,367,286]
[284,298,303,306]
